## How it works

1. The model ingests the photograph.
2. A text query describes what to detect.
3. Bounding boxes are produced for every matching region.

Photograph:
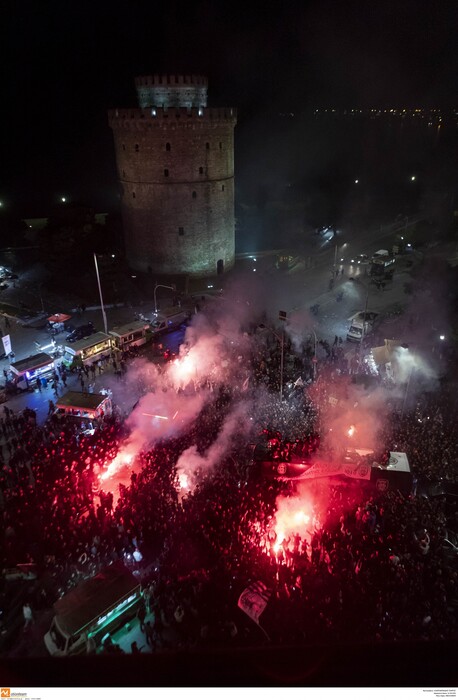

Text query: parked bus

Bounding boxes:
[44,562,142,656]
[62,332,113,369]
[109,320,150,351]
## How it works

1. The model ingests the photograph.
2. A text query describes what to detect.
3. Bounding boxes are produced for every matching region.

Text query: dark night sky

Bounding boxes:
[2,0,458,214]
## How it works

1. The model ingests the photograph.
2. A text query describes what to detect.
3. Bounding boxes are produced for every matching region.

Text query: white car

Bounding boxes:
[350,254,369,265]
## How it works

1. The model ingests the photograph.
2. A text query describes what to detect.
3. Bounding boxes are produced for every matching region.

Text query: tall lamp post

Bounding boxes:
[154,283,176,313]
[358,284,370,365]
[311,328,318,379]
[93,253,108,335]
[278,310,288,401]
[333,241,348,278]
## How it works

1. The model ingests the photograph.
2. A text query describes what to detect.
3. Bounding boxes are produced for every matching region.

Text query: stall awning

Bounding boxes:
[47,313,72,323]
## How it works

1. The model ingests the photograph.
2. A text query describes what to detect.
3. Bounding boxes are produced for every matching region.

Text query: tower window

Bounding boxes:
[199,167,204,175]
[122,170,126,178]
[135,144,139,152]
[122,144,126,151]
[206,142,210,150]
[222,185,225,191]
[192,191,197,199]
[219,142,222,149]
[178,227,185,236]
[166,142,171,151]
[132,192,136,198]
[164,169,169,177]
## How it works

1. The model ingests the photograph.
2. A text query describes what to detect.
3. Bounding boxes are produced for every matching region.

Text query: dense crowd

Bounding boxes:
[0,329,457,656]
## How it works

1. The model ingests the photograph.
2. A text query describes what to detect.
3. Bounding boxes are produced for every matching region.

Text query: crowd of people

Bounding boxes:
[0,323,457,656]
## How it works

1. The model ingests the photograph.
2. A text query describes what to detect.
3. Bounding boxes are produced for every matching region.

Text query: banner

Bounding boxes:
[238,581,271,625]
[299,459,371,481]
[2,334,11,355]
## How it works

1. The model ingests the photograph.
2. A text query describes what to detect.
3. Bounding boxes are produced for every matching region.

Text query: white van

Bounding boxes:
[150,307,190,336]
[347,311,378,342]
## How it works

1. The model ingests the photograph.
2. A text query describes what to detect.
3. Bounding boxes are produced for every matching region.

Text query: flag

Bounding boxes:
[238,580,272,625]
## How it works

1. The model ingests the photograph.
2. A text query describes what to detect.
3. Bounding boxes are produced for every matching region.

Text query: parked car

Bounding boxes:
[65,322,95,343]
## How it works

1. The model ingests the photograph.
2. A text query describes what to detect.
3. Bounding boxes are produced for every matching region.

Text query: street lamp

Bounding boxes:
[334,242,347,277]
[358,284,371,365]
[93,253,108,334]
[154,283,176,313]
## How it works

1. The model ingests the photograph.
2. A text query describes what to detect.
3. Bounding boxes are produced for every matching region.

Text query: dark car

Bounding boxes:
[66,323,95,343]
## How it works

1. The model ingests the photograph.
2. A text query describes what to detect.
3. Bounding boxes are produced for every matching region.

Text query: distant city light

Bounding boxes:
[439,335,445,341]
[207,284,213,289]
[253,268,257,272]
[111,254,115,258]
[411,175,416,181]
[0,201,3,207]
[61,196,67,203]
[354,179,359,184]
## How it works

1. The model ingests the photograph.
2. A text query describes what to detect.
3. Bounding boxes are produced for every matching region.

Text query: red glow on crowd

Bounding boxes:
[100,448,135,483]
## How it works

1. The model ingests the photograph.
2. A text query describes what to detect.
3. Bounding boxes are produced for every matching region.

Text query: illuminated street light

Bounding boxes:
[61,196,67,203]
[410,175,416,182]
[439,335,445,341]
[354,179,359,184]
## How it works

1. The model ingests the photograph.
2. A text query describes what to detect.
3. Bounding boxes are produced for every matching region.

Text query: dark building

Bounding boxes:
[108,74,237,277]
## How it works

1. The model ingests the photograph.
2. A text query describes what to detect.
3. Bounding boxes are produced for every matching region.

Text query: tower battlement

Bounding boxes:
[135,74,208,109]
[108,107,237,127]
[135,74,208,87]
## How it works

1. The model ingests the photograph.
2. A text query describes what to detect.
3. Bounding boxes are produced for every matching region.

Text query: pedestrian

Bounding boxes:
[23,602,34,629]
[131,641,142,654]
[137,603,146,632]
[80,376,85,391]
[333,335,338,346]
[144,620,155,650]
[48,400,55,416]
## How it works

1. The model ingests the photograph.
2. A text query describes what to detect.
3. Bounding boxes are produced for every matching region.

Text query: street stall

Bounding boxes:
[62,332,113,369]
[109,319,150,351]
[55,391,112,421]
[10,352,55,389]
[47,313,72,334]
